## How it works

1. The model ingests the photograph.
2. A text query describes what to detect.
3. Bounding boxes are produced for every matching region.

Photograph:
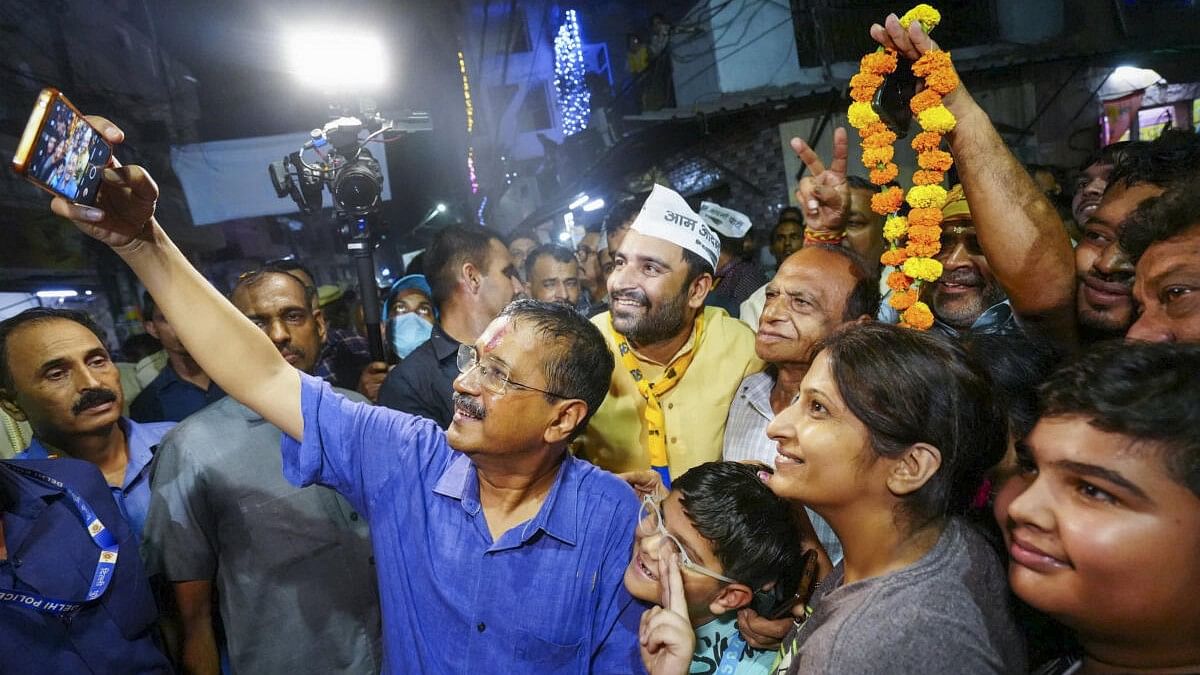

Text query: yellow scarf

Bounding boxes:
[609,313,706,487]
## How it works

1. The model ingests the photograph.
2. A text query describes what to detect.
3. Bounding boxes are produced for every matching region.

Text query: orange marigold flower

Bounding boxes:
[886,271,912,292]
[870,163,899,185]
[861,146,894,166]
[918,150,953,171]
[860,122,890,139]
[907,208,943,229]
[850,87,874,103]
[912,170,944,186]
[860,50,898,76]
[911,131,943,153]
[902,302,935,330]
[850,72,884,91]
[912,50,952,77]
[906,239,942,258]
[910,89,942,114]
[880,248,910,267]
[907,223,943,244]
[871,186,904,215]
[926,67,960,95]
[889,289,919,311]
[861,128,897,149]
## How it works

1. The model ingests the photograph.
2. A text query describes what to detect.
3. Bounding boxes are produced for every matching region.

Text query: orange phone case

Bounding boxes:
[11,87,112,204]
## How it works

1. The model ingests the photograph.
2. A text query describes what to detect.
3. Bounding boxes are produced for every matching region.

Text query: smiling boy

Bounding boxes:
[625,462,807,674]
[996,342,1200,673]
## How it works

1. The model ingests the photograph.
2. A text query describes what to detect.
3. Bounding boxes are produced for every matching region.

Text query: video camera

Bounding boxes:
[269,109,430,219]
[266,106,431,363]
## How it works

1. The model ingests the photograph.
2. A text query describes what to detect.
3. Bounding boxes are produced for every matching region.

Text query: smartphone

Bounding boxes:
[871,58,918,138]
[11,88,112,205]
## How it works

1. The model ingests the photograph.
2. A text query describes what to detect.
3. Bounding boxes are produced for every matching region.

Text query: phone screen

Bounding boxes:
[26,99,112,205]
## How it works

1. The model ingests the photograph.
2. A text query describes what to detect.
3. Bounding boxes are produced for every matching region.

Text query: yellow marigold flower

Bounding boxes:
[902,301,935,330]
[860,50,898,76]
[907,223,943,244]
[903,256,944,282]
[911,131,943,153]
[889,289,919,311]
[881,248,910,268]
[848,102,881,129]
[913,169,945,186]
[926,67,960,95]
[899,4,941,33]
[870,163,900,185]
[906,239,942,258]
[850,72,884,91]
[912,50,953,77]
[886,270,912,292]
[862,146,894,166]
[909,89,942,115]
[872,186,905,215]
[883,215,908,241]
[918,149,953,171]
[918,105,957,134]
[906,184,949,209]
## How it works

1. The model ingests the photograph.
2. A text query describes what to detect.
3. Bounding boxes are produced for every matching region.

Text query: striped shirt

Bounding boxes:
[722,371,843,564]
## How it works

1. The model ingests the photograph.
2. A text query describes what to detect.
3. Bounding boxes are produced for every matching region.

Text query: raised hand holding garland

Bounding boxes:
[848,4,959,330]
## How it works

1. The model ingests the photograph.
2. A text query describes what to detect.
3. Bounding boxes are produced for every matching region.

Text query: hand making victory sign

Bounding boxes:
[639,554,694,675]
[789,126,850,237]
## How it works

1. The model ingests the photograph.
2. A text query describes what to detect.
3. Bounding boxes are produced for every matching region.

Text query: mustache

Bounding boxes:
[72,387,118,416]
[452,392,486,420]
[611,289,649,306]
[1087,269,1134,287]
[939,269,984,286]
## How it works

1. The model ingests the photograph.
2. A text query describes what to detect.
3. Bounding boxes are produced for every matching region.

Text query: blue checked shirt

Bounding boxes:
[722,371,843,565]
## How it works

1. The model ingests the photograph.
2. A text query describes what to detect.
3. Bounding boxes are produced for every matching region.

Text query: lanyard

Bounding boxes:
[0,464,119,618]
[716,632,747,674]
[610,313,705,490]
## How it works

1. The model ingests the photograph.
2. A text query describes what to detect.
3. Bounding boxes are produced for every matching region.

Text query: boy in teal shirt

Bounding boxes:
[625,462,808,674]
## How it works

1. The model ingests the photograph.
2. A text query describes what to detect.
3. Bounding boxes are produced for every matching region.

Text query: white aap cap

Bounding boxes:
[629,184,720,272]
[698,201,752,239]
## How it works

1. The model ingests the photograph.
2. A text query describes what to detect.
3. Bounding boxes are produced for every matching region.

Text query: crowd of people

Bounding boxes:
[2,11,1199,675]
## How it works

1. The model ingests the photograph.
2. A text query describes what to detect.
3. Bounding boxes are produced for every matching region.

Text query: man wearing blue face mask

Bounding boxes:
[382,275,438,360]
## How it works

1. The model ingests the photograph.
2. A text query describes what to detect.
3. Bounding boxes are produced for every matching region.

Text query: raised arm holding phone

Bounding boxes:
[51,116,648,675]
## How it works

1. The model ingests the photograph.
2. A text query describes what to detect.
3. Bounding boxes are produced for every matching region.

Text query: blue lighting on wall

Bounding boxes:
[553,9,590,137]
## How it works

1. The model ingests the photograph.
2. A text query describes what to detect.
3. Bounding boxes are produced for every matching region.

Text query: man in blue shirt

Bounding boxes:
[0,308,173,537]
[131,290,226,422]
[0,457,171,673]
[47,116,647,673]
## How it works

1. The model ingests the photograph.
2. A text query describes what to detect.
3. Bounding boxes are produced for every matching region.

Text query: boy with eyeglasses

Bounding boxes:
[625,462,809,674]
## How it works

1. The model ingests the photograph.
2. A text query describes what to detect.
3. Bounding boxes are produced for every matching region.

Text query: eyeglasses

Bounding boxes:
[637,494,736,584]
[456,344,568,399]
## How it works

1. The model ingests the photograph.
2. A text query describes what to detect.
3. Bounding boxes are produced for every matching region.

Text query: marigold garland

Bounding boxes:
[847,4,959,330]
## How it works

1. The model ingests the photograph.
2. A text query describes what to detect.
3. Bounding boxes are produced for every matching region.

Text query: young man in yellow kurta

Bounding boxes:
[579,185,762,485]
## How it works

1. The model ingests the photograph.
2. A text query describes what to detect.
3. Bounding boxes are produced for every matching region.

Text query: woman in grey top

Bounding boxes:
[762,324,1026,674]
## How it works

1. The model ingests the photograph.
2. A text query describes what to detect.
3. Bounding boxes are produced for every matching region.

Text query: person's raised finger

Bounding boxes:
[909,20,940,53]
[869,23,896,51]
[884,13,920,60]
[666,554,688,618]
[830,127,849,176]
[790,137,826,177]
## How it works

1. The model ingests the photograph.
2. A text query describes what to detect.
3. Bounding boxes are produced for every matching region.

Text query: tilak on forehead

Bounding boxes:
[629,184,720,272]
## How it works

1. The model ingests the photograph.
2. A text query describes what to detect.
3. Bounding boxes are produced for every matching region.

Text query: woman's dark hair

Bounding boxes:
[818,323,1008,522]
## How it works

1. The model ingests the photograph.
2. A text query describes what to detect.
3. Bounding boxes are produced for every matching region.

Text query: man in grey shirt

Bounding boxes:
[142,268,382,674]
